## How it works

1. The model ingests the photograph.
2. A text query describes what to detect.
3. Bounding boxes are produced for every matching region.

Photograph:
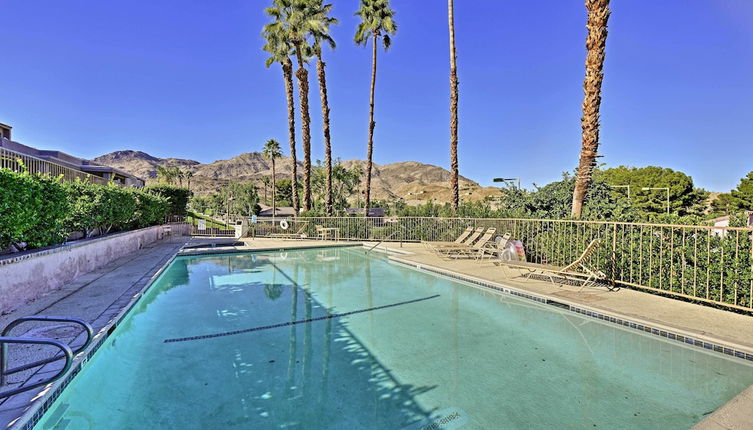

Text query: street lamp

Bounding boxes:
[641,187,670,215]
[493,177,521,189]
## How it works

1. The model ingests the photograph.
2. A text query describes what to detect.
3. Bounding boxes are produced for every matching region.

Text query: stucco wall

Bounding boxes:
[0,225,182,313]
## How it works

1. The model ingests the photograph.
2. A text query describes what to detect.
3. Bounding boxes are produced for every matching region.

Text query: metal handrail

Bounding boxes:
[0,316,93,396]
[0,338,73,399]
[366,224,405,252]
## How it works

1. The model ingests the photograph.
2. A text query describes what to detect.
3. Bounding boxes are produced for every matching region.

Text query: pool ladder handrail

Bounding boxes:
[366,224,406,253]
[0,316,93,399]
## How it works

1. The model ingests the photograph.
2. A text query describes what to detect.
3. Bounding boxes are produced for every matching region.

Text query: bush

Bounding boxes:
[0,170,69,249]
[145,185,190,216]
[132,190,169,228]
[0,168,173,251]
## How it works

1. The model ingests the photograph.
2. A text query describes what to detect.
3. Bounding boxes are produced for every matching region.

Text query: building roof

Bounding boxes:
[345,208,385,217]
[258,206,297,216]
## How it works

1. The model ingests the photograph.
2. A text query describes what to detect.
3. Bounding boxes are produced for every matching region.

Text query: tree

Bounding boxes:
[355,0,397,216]
[185,171,193,192]
[448,0,460,212]
[263,2,300,214]
[571,0,611,218]
[265,0,331,212]
[263,139,283,217]
[260,176,272,204]
[228,182,261,216]
[156,165,175,185]
[309,0,338,215]
[730,172,753,210]
[597,166,708,217]
[311,159,362,212]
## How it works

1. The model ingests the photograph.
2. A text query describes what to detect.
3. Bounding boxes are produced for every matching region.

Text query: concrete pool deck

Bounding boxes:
[2,237,753,429]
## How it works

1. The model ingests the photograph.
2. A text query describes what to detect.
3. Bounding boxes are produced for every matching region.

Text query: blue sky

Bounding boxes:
[1,1,751,191]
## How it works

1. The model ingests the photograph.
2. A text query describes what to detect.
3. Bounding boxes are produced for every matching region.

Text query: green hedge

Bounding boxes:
[145,185,190,216]
[0,169,174,251]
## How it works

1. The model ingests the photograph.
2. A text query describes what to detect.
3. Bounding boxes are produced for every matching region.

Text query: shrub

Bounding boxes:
[0,170,69,249]
[131,190,169,228]
[145,185,190,216]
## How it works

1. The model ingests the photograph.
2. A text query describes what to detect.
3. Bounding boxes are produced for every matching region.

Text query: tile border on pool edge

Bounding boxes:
[8,249,183,430]
[387,257,753,364]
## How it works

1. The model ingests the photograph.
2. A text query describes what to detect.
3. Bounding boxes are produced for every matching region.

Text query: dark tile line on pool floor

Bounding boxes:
[388,258,753,364]
[163,294,441,343]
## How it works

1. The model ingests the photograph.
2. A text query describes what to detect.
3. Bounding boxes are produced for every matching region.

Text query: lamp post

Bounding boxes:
[641,187,670,215]
[493,177,521,189]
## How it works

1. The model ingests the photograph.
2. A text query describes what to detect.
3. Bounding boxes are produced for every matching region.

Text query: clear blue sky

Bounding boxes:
[1,1,751,191]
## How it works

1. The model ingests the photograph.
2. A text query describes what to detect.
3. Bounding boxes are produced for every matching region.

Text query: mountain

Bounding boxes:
[92,150,501,204]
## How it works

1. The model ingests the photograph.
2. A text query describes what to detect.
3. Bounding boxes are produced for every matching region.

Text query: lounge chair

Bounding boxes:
[439,227,497,259]
[424,226,480,251]
[494,239,606,290]
[477,233,512,260]
[269,223,308,240]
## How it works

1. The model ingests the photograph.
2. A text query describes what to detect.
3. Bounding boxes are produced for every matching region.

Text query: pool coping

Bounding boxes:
[386,255,753,429]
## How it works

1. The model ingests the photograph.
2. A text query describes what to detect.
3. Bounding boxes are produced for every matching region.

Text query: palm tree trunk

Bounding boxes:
[295,47,313,212]
[448,0,460,212]
[282,58,300,214]
[364,34,378,216]
[571,0,611,218]
[272,158,277,217]
[317,54,334,216]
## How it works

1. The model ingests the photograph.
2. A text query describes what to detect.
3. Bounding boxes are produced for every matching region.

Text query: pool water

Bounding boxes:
[34,247,753,429]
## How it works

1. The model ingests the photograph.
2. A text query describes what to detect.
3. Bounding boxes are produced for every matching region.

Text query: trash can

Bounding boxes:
[234,219,249,239]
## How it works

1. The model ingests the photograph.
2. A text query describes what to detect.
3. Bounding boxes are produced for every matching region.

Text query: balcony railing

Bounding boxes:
[0,146,108,185]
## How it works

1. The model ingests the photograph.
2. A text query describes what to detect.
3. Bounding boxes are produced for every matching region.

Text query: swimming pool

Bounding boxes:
[33,247,753,429]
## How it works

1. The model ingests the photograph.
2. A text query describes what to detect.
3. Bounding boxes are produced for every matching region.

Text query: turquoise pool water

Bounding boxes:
[34,247,753,429]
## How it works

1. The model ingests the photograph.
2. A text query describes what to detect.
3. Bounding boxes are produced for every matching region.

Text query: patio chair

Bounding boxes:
[439,227,497,259]
[494,239,606,290]
[477,233,512,260]
[423,226,479,251]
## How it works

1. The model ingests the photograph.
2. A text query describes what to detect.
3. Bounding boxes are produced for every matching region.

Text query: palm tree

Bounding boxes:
[156,165,172,184]
[266,0,325,212]
[185,171,193,193]
[260,176,272,204]
[263,4,300,214]
[354,0,397,215]
[263,139,283,217]
[571,0,611,217]
[448,0,459,212]
[306,0,338,216]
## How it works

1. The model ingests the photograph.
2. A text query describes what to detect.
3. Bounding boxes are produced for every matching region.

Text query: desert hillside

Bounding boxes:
[93,150,501,204]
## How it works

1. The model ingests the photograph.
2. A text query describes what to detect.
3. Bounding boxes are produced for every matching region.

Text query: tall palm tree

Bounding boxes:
[448,0,459,212]
[571,0,611,217]
[309,0,338,216]
[263,4,300,214]
[266,0,331,213]
[263,139,283,216]
[260,176,271,204]
[354,0,397,216]
[185,171,193,193]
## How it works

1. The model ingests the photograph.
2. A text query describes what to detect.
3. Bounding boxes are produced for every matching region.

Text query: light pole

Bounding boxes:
[642,187,670,215]
[493,177,521,189]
